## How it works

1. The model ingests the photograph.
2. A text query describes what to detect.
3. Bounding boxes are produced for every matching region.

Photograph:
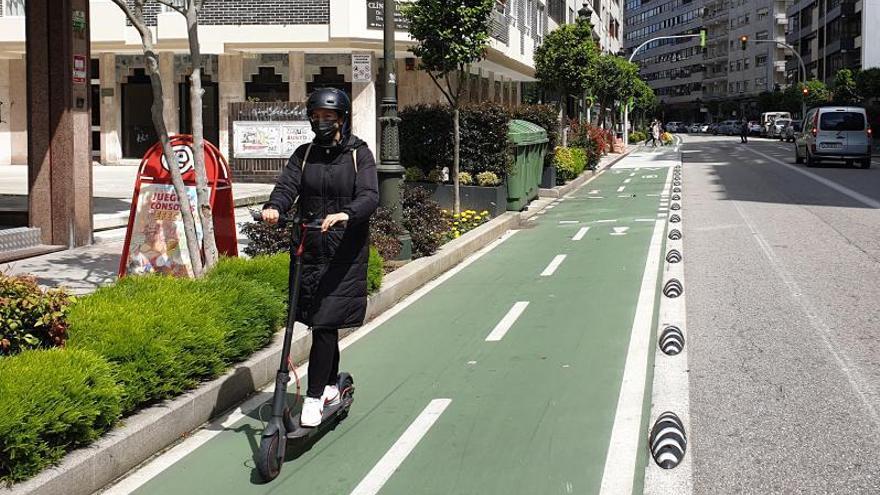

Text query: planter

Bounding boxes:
[405,182,507,217]
[541,165,556,188]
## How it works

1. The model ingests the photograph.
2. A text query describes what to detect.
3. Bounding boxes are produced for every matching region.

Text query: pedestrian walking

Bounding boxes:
[651,120,661,147]
[262,87,379,427]
[740,117,749,143]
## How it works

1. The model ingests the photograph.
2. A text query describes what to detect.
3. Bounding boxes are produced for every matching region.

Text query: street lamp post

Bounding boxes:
[378,0,412,260]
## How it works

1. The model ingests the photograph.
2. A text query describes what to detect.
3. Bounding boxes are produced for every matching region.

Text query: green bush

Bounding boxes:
[427,169,445,183]
[200,275,285,363]
[400,104,454,173]
[404,166,426,182]
[368,247,383,294]
[402,186,448,258]
[67,276,228,414]
[458,171,474,186]
[370,206,404,261]
[400,102,512,178]
[0,273,76,356]
[240,216,297,258]
[553,147,587,184]
[510,104,559,165]
[0,348,122,484]
[629,131,647,143]
[459,102,513,177]
[207,254,290,298]
[476,171,501,187]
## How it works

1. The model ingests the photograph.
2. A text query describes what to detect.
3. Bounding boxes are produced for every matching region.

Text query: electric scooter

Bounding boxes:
[250,210,355,482]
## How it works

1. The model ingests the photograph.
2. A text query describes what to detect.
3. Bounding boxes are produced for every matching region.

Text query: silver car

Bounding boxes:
[768,118,792,139]
[795,106,872,168]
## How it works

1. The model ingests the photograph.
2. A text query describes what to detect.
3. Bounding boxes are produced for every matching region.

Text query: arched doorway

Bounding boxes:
[245,67,289,102]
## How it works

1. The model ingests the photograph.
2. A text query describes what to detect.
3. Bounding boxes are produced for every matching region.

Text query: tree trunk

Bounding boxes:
[113,0,204,278]
[453,107,461,215]
[185,4,218,272]
[559,88,567,147]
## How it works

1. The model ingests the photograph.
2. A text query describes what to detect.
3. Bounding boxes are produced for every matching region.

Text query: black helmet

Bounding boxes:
[307,87,351,126]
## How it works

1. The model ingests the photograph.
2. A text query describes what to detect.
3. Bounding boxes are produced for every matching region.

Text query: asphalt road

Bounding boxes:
[681,134,880,493]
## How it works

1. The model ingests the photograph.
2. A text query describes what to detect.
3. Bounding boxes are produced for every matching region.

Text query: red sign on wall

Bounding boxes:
[119,136,239,277]
[72,55,87,84]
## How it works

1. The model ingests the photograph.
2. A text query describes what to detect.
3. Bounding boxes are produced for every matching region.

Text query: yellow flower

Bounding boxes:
[481,210,489,215]
[453,213,460,218]
[454,232,461,238]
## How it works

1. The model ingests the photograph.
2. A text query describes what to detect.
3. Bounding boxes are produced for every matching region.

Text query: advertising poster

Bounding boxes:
[234,121,314,159]
[125,184,203,278]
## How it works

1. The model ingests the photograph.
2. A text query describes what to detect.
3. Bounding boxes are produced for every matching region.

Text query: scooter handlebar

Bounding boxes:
[248,209,343,231]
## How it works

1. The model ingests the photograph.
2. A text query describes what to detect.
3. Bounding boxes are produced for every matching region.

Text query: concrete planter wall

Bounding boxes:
[405,182,507,217]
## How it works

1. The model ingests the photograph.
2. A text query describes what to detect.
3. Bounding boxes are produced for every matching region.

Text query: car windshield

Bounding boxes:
[820,112,865,131]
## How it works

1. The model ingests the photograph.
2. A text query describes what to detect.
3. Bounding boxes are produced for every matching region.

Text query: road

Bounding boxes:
[95,135,880,495]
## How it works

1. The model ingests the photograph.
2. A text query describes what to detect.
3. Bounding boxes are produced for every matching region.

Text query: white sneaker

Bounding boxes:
[300,396,324,427]
[322,385,340,407]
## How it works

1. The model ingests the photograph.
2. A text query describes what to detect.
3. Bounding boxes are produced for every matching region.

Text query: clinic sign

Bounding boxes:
[366,0,411,31]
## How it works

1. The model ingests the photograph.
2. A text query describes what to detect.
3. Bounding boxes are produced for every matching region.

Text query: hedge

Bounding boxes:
[0,348,122,484]
[553,147,587,184]
[368,247,383,293]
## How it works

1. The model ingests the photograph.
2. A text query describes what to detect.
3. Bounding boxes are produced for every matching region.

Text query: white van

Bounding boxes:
[761,111,792,136]
[795,106,872,168]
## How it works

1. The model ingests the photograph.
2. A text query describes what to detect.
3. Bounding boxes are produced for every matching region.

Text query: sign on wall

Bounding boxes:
[366,0,411,31]
[352,54,372,83]
[232,121,315,159]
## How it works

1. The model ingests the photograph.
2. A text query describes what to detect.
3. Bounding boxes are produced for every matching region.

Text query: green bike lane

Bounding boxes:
[119,155,673,495]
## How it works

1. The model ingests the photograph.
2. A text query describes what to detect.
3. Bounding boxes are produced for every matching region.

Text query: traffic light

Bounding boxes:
[740,35,748,50]
[699,29,707,48]
[802,87,809,97]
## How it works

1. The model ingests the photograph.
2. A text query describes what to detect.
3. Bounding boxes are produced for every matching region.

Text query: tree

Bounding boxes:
[757,90,784,113]
[590,54,640,128]
[534,17,598,131]
[831,68,860,105]
[632,78,658,128]
[856,68,880,103]
[404,0,495,214]
[110,0,218,276]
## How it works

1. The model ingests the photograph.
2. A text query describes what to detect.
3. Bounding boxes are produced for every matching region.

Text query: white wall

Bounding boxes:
[862,0,880,68]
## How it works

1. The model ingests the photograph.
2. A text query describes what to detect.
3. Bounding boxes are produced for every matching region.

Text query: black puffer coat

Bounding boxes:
[265,135,379,329]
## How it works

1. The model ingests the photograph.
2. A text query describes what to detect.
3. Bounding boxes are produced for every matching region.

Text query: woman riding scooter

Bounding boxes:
[261,87,379,427]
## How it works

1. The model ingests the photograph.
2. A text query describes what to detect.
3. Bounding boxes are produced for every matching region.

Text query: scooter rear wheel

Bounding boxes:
[257,432,282,481]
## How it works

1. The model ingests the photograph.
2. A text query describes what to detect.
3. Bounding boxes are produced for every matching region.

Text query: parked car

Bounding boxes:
[665,121,684,133]
[718,120,739,135]
[768,118,792,138]
[748,121,762,135]
[699,123,709,133]
[707,123,720,134]
[689,123,707,133]
[782,121,802,142]
[795,106,872,168]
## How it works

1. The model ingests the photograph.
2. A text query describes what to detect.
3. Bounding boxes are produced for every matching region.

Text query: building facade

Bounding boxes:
[625,0,795,121]
[0,0,575,168]
[785,0,873,83]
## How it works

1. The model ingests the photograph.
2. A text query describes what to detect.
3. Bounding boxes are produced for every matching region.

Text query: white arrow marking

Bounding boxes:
[589,189,601,194]
[610,227,630,236]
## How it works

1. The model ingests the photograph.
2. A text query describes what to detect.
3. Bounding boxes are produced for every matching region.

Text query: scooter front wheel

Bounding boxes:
[257,432,282,481]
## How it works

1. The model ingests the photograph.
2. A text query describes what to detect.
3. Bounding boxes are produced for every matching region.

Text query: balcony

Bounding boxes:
[490,9,510,45]
[774,60,787,72]
[776,13,788,25]
[825,37,856,54]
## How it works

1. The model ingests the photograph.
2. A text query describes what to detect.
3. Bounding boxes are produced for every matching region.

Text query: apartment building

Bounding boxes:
[785,0,879,83]
[0,0,565,167]
[625,0,793,120]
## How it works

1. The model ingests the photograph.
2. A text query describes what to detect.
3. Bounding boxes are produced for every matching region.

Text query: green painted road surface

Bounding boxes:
[112,148,678,495]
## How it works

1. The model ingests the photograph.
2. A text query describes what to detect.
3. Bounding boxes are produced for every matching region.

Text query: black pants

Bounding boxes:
[740,133,748,143]
[307,328,339,398]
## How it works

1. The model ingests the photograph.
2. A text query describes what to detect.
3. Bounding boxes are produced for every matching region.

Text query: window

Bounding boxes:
[736,60,742,71]
[743,80,749,91]
[744,57,750,69]
[756,54,767,67]
[820,112,866,131]
[757,8,769,20]
[4,0,25,15]
[755,77,766,88]
[756,30,769,40]
[736,81,742,92]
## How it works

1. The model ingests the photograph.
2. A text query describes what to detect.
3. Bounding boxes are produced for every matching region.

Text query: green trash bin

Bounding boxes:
[507,119,549,211]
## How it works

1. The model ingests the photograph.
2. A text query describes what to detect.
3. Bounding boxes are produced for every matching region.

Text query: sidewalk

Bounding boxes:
[0,164,273,230]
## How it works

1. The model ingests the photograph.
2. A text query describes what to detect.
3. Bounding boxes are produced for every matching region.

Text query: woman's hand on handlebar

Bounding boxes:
[262,208,280,225]
[321,212,349,232]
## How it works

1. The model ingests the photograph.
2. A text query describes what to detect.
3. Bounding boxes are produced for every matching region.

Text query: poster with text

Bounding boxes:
[125,184,203,278]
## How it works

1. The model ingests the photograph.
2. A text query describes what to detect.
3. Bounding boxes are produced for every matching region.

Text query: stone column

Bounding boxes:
[289,51,306,102]
[26,0,93,246]
[351,52,377,155]
[99,53,122,164]
[159,52,178,134]
[487,70,495,103]
[0,59,11,166]
[218,53,244,158]
[9,57,28,164]
[515,81,522,107]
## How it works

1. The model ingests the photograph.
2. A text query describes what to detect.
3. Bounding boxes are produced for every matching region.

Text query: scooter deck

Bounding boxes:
[286,395,354,439]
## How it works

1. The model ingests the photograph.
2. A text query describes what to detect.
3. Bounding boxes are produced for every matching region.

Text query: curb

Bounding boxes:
[538,147,634,199]
[3,209,527,495]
